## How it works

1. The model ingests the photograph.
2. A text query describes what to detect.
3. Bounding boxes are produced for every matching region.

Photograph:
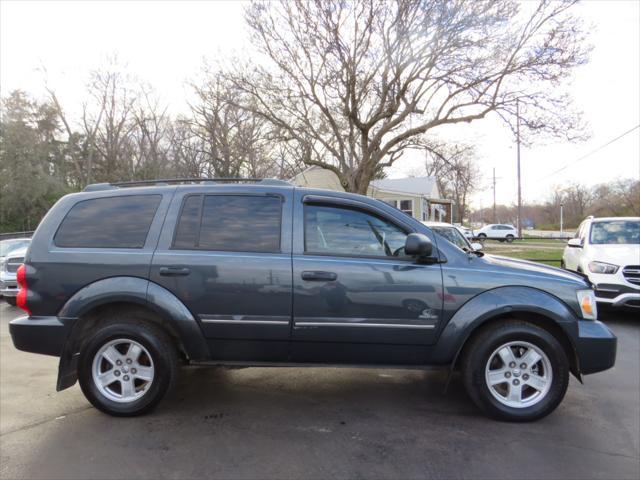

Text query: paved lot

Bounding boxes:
[1,302,638,480]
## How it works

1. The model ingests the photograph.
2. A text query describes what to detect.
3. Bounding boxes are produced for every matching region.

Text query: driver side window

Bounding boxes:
[304,205,407,257]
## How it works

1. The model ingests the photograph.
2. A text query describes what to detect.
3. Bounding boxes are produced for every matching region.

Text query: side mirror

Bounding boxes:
[405,233,433,257]
[471,242,483,251]
[567,238,583,248]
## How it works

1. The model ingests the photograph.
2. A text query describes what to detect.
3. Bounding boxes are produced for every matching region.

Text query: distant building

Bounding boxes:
[291,166,453,222]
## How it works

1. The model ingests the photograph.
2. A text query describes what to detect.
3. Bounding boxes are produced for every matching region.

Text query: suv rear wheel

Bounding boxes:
[77,317,178,416]
[461,320,569,422]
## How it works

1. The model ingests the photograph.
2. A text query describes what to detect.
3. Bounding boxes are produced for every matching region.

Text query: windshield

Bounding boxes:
[431,226,471,251]
[590,220,640,245]
[0,239,29,256]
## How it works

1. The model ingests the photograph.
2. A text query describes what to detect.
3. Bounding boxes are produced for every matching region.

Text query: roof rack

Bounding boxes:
[83,178,291,192]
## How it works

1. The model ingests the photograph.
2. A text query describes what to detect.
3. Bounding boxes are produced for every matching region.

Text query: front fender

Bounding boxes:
[432,286,580,365]
[56,276,209,390]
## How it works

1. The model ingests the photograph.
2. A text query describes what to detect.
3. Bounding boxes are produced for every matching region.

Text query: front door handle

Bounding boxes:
[301,271,337,281]
[159,267,191,277]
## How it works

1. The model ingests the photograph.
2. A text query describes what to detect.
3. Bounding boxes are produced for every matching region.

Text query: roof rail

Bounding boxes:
[83,178,291,192]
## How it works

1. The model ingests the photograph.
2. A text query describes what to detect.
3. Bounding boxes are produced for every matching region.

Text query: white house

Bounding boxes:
[291,166,453,222]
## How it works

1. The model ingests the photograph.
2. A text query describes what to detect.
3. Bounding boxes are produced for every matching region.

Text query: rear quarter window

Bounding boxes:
[54,195,162,248]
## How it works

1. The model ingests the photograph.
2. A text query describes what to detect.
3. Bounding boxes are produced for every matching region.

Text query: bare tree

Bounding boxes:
[88,69,139,181]
[46,86,106,188]
[564,183,593,220]
[190,70,300,179]
[425,143,480,223]
[592,179,640,217]
[168,118,210,177]
[46,65,140,185]
[232,0,589,194]
[131,87,174,179]
[190,73,259,177]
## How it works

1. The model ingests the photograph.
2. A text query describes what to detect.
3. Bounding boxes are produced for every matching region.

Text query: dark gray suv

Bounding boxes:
[9,178,616,421]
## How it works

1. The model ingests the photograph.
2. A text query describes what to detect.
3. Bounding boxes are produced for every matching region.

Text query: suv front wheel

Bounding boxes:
[461,320,569,422]
[77,318,178,416]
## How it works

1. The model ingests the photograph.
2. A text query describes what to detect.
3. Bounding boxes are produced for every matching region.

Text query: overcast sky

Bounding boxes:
[1,0,638,209]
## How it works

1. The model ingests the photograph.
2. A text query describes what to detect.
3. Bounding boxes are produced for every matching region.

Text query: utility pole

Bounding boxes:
[492,167,497,224]
[560,203,564,236]
[516,99,522,238]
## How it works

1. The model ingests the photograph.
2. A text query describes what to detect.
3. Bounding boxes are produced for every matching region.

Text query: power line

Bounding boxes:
[537,124,640,181]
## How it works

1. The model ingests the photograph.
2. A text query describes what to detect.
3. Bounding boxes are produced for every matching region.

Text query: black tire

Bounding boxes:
[478,233,487,242]
[77,316,178,417]
[5,297,17,306]
[461,320,569,422]
[505,234,515,243]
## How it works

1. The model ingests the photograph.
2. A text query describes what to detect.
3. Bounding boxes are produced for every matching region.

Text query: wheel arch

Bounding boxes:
[454,311,581,381]
[56,276,209,391]
[434,286,582,380]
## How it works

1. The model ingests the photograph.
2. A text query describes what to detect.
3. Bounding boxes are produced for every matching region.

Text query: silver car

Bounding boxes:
[0,245,28,305]
[422,221,483,252]
[0,238,31,263]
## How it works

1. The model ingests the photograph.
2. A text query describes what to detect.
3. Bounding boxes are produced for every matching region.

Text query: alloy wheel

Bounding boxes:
[91,338,155,403]
[484,341,552,408]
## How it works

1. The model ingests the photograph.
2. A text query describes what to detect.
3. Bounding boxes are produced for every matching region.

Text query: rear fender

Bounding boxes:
[56,276,208,390]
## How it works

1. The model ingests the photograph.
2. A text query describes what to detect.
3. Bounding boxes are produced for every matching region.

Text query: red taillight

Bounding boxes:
[16,263,27,287]
[16,264,30,315]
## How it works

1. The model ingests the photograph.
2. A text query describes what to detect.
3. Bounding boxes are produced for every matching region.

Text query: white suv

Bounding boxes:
[475,224,518,242]
[562,217,640,309]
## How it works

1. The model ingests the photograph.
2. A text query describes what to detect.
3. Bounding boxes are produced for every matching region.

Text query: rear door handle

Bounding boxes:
[301,271,337,281]
[159,267,191,277]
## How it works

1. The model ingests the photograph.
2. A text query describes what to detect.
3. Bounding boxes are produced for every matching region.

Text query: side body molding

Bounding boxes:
[56,276,208,390]
[431,286,580,365]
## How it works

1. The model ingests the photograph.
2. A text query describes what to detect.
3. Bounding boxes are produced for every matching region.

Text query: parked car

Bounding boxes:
[476,224,518,242]
[562,216,640,309]
[0,238,31,282]
[456,225,474,240]
[10,179,616,421]
[423,221,482,252]
[0,238,31,261]
[0,242,30,303]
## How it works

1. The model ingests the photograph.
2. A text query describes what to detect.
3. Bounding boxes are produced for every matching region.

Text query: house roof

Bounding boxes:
[371,176,438,198]
[291,167,444,200]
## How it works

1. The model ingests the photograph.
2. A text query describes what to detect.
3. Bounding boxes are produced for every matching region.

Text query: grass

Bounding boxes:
[518,237,569,244]
[481,239,564,265]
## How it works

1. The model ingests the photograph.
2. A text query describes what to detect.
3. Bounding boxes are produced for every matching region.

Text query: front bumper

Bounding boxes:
[591,273,640,308]
[594,286,640,308]
[9,315,75,357]
[0,277,18,298]
[574,320,617,375]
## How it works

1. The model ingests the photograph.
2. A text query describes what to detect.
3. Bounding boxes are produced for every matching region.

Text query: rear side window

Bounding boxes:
[54,195,162,248]
[173,195,282,253]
